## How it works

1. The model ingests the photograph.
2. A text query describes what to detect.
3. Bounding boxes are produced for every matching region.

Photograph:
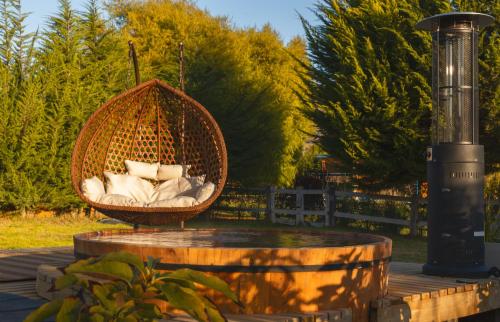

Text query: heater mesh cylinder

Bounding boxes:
[432,26,478,144]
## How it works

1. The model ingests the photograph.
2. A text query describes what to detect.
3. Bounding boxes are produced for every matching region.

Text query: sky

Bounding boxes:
[21,0,318,44]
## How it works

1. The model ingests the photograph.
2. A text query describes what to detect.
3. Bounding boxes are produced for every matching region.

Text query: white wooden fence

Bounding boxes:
[269,187,334,227]
[211,186,498,237]
[269,187,423,235]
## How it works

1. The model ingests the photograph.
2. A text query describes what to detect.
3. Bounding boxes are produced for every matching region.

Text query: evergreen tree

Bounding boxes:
[453,0,499,171]
[301,0,458,190]
[35,0,127,208]
[0,0,47,212]
[109,0,312,186]
[0,0,126,211]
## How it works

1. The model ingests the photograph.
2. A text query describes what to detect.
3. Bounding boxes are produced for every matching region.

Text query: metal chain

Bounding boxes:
[179,42,185,92]
[179,42,186,165]
[127,47,132,88]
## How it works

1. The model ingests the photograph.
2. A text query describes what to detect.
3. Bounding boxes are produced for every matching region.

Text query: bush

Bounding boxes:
[25,251,240,322]
[485,172,500,242]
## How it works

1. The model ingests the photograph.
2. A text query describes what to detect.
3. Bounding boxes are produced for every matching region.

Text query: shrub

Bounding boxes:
[485,172,500,242]
[25,251,240,322]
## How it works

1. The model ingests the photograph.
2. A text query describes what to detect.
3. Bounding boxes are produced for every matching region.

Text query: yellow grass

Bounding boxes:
[0,214,129,249]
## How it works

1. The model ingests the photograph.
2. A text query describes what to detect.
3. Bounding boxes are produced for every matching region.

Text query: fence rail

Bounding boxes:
[208,186,499,236]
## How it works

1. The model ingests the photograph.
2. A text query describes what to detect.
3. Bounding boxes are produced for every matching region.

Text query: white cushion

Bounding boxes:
[149,196,198,208]
[151,177,193,201]
[195,182,216,203]
[157,164,191,181]
[157,164,183,181]
[81,176,105,202]
[104,172,155,203]
[175,175,207,198]
[189,175,206,187]
[99,194,145,207]
[124,160,159,180]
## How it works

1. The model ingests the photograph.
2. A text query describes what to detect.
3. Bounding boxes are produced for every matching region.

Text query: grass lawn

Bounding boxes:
[0,215,129,249]
[0,214,427,263]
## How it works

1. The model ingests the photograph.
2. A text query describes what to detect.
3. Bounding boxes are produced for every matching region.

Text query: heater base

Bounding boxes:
[422,263,491,278]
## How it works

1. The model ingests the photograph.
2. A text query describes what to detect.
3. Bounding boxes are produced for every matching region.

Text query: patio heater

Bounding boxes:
[416,12,494,277]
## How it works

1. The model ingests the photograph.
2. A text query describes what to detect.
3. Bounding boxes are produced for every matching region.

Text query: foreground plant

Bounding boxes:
[25,251,240,322]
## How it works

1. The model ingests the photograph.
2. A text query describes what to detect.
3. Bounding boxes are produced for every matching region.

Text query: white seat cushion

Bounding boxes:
[188,175,206,187]
[124,160,159,180]
[152,177,194,201]
[175,175,208,198]
[157,164,191,181]
[149,196,198,208]
[104,172,155,203]
[99,194,145,207]
[81,176,105,202]
[195,181,216,203]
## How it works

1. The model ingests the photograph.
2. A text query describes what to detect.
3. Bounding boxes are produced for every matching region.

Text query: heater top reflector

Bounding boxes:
[416,12,494,31]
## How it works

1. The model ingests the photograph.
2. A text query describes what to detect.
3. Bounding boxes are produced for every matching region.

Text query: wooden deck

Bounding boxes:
[0,247,499,322]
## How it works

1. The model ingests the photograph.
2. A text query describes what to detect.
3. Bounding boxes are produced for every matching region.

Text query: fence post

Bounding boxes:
[267,186,276,223]
[327,185,336,227]
[296,186,304,225]
[410,194,419,237]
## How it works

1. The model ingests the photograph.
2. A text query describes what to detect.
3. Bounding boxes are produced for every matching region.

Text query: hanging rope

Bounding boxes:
[179,42,186,165]
[179,42,185,92]
[128,41,141,86]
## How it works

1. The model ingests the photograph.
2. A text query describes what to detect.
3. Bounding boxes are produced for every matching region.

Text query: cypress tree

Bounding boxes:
[0,0,45,212]
[301,0,455,190]
[452,0,499,171]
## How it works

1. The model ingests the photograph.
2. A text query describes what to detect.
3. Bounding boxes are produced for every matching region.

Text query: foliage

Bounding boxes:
[485,172,500,241]
[25,251,239,322]
[452,0,500,172]
[0,0,45,211]
[109,0,313,186]
[301,0,498,189]
[0,0,312,212]
[0,0,128,211]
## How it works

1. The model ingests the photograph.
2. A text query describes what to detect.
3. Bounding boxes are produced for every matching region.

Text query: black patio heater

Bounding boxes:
[416,12,494,277]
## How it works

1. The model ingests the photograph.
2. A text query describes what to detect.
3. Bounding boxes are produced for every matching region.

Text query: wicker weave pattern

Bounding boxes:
[71,79,227,225]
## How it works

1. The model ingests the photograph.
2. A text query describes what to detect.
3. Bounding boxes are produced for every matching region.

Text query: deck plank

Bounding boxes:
[0,247,73,282]
[0,248,499,322]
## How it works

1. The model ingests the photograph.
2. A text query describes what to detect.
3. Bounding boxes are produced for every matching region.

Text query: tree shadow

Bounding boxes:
[307,248,389,322]
[204,244,388,322]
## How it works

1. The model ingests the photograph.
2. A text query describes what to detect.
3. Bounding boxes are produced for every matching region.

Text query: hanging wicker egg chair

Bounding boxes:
[71,78,227,226]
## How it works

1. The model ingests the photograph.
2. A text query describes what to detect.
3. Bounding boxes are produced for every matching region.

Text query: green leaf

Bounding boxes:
[91,284,116,311]
[89,305,112,318]
[156,275,196,290]
[55,297,82,322]
[99,251,145,274]
[24,299,63,322]
[200,298,227,322]
[134,302,163,319]
[146,256,160,270]
[167,269,240,304]
[121,316,139,322]
[158,283,210,322]
[65,260,133,282]
[131,284,145,298]
[54,273,78,290]
[89,314,105,322]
